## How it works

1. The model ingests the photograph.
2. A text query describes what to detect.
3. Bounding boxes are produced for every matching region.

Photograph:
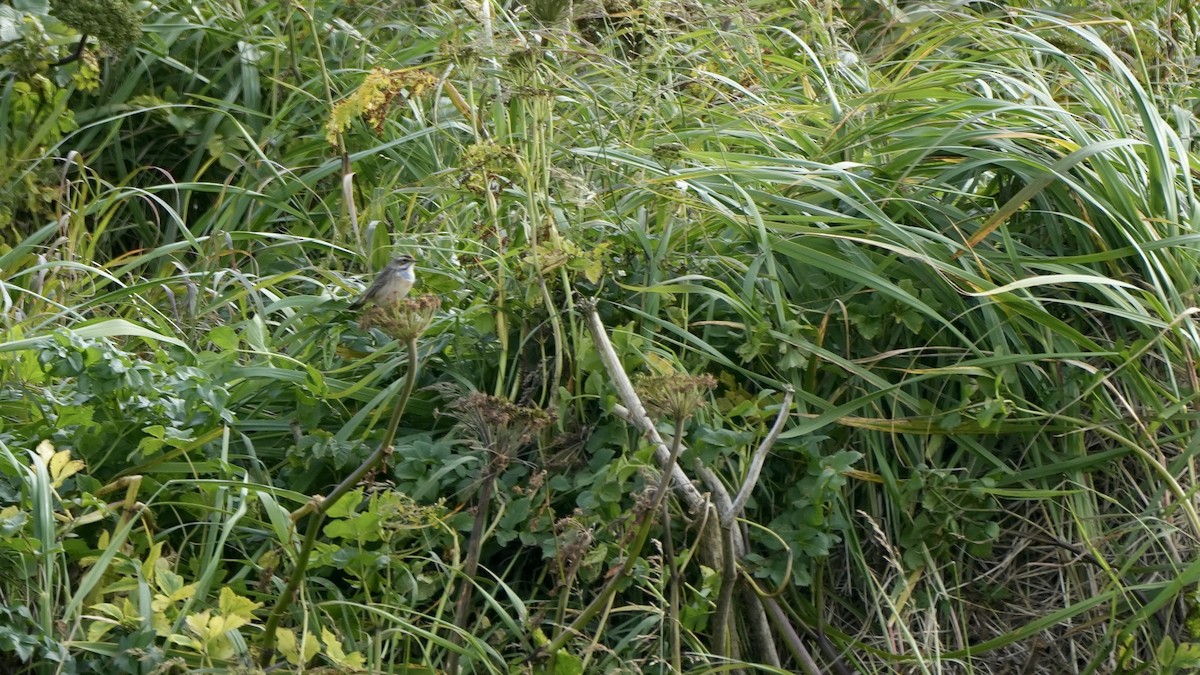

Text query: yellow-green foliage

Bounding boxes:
[326,67,437,144]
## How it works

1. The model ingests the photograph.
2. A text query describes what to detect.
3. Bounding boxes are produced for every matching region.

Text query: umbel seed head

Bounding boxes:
[635,373,717,421]
[360,294,441,341]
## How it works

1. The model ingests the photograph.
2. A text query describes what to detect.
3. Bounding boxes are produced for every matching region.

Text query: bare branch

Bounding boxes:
[729,387,794,523]
[762,595,823,675]
[582,301,793,670]
[583,302,706,511]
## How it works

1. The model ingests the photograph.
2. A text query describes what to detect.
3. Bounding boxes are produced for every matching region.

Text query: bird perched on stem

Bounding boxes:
[349,255,417,310]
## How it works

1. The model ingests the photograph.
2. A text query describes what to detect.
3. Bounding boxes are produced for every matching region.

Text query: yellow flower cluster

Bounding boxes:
[326,68,436,144]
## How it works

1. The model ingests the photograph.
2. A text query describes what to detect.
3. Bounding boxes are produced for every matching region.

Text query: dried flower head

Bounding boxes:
[551,516,594,585]
[651,142,686,167]
[359,294,441,341]
[446,391,554,466]
[506,47,538,74]
[635,372,717,420]
[439,41,480,78]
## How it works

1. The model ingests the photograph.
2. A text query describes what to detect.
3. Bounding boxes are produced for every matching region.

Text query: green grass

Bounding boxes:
[1,0,1200,672]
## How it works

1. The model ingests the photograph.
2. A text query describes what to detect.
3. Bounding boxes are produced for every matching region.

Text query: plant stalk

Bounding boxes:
[713,516,738,660]
[260,336,421,667]
[662,500,681,673]
[538,415,686,661]
[446,471,496,674]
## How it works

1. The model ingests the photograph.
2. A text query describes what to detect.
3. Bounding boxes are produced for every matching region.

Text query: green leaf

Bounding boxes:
[324,488,363,519]
[0,320,189,353]
[207,326,238,352]
[553,650,584,675]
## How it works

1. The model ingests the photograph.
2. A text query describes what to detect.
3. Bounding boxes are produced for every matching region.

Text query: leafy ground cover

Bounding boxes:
[2,0,1200,672]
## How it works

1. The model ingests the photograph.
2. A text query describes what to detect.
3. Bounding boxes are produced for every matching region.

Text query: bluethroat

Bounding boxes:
[349,255,417,310]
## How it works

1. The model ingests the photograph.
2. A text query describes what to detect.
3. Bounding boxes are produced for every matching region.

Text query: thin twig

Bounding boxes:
[730,387,794,523]
[51,34,88,67]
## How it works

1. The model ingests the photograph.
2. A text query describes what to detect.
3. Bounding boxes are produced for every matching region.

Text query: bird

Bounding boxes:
[348,255,417,310]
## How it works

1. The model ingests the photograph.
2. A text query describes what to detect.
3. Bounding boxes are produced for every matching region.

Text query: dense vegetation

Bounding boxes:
[2,0,1200,672]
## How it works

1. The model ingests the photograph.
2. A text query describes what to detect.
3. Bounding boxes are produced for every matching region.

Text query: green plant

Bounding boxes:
[3,0,1200,672]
